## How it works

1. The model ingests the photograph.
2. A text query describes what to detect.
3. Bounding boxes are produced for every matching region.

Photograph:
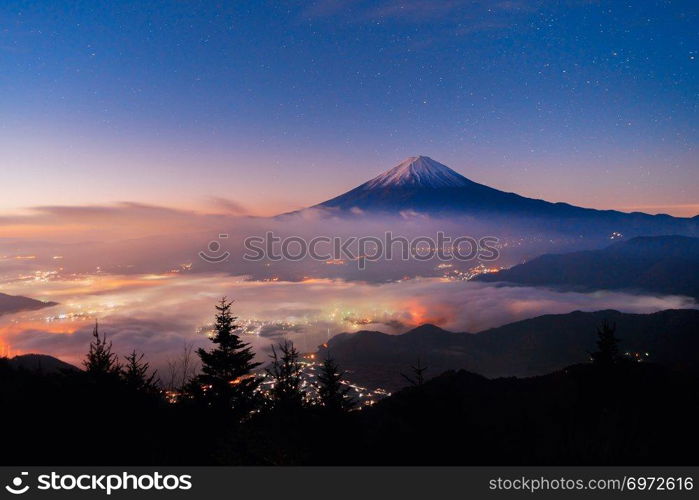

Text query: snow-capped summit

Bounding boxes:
[362,156,471,189]
[313,155,505,213]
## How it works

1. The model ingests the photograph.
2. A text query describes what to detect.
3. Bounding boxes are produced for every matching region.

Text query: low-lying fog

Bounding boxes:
[1,203,694,371]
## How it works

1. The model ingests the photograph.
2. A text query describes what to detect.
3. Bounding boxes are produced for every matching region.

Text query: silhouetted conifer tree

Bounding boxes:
[122,350,159,393]
[266,340,304,410]
[591,321,622,367]
[401,358,427,386]
[84,322,120,380]
[194,298,260,414]
[317,356,355,413]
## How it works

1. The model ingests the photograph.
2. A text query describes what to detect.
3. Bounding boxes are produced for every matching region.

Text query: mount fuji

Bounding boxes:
[307,156,697,235]
[315,156,566,214]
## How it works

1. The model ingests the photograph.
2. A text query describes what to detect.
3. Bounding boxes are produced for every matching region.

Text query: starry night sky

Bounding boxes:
[1,0,696,216]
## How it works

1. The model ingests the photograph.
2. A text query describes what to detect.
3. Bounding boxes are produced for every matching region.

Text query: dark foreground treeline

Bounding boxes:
[1,300,698,465]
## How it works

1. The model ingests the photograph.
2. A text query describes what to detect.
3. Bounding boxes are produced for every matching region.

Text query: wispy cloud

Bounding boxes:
[206,197,249,216]
[300,0,541,25]
[294,0,548,51]
[0,202,230,240]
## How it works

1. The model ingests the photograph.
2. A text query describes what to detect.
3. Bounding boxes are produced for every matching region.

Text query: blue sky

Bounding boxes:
[1,0,696,215]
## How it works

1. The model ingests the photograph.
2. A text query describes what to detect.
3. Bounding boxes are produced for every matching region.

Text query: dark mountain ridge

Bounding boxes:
[318,308,699,390]
[477,235,699,299]
[360,361,699,464]
[8,354,79,373]
[0,292,57,316]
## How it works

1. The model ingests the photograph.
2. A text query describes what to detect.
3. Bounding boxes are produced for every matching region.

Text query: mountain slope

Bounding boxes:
[9,354,79,373]
[0,293,57,316]
[477,235,699,299]
[360,362,699,464]
[318,308,699,389]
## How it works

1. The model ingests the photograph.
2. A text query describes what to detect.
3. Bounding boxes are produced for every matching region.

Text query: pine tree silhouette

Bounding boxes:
[401,358,427,386]
[193,298,261,415]
[266,340,304,411]
[84,321,120,381]
[590,321,622,367]
[317,356,355,413]
[122,350,159,393]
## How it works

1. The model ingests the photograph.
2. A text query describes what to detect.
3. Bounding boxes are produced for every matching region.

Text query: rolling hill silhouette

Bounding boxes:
[0,293,57,316]
[477,235,699,299]
[318,308,699,389]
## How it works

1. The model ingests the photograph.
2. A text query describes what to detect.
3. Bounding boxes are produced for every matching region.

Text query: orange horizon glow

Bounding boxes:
[1,199,697,243]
